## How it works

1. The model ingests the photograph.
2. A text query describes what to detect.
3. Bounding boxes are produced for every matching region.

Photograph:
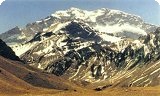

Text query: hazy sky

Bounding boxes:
[0,0,159,33]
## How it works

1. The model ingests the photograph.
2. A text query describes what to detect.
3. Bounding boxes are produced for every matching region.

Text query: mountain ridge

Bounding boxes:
[0,7,159,89]
[0,7,157,45]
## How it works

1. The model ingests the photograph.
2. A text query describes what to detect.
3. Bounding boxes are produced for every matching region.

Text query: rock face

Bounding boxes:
[0,39,20,61]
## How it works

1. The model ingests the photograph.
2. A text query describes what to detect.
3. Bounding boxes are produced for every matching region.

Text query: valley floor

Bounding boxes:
[1,87,160,96]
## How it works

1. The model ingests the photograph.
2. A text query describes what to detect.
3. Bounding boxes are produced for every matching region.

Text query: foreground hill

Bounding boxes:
[0,39,81,95]
[0,39,20,61]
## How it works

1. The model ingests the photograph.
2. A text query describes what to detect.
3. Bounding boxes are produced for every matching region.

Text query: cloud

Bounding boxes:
[155,0,160,5]
[0,0,5,5]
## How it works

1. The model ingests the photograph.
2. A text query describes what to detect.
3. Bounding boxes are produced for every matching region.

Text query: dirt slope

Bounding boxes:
[0,56,82,95]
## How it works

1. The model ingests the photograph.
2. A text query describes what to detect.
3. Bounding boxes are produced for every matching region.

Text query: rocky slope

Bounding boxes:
[0,40,79,94]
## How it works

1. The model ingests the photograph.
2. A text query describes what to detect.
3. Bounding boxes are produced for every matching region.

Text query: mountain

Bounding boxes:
[0,7,159,91]
[19,19,160,88]
[0,26,32,45]
[0,7,157,46]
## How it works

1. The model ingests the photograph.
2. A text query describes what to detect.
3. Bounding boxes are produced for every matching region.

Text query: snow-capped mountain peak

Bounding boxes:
[0,7,159,88]
[0,7,157,54]
[0,8,156,47]
[51,7,156,38]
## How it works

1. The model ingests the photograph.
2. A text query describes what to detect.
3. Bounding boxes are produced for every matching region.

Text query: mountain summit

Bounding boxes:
[0,7,156,45]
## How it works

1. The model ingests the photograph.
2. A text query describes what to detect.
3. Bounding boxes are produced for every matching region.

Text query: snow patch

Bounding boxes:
[95,24,147,36]
[11,42,36,56]
[155,0,160,5]
[98,33,122,42]
[150,68,160,75]
[0,0,5,5]
[43,22,70,33]
[43,41,54,53]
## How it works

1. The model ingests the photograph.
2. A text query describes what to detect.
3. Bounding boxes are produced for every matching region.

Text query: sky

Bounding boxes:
[0,0,160,33]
